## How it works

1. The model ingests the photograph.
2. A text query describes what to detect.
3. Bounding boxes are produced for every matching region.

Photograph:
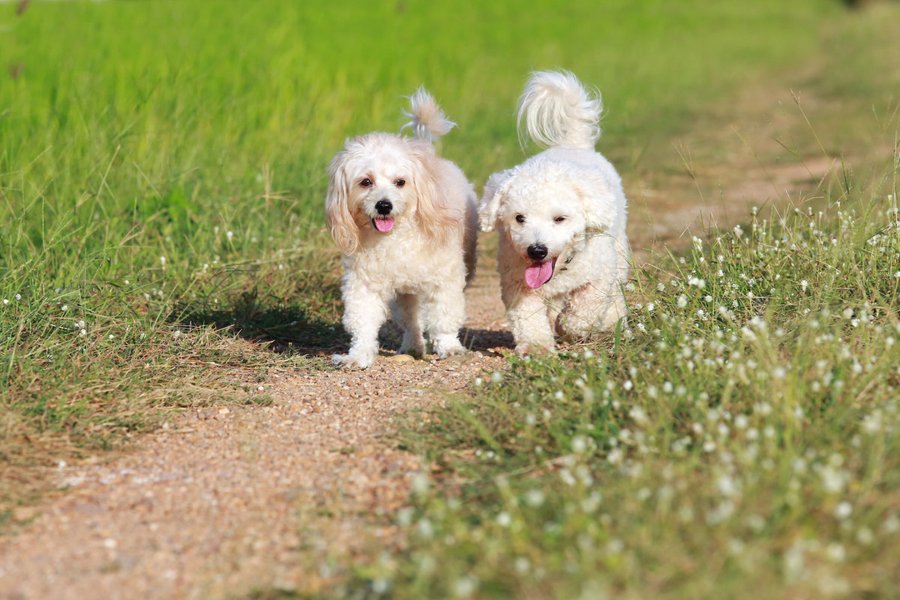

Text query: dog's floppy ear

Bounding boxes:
[478,169,514,232]
[408,141,458,241]
[571,167,617,233]
[325,150,360,255]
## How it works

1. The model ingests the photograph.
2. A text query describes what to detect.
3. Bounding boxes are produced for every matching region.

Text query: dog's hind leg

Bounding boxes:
[392,293,426,358]
[422,285,466,358]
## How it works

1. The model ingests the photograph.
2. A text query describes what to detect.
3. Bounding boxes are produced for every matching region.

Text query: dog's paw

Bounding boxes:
[332,352,375,369]
[433,336,466,359]
[398,339,426,359]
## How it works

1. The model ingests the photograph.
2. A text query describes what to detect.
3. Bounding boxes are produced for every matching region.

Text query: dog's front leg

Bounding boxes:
[557,281,626,341]
[506,291,555,355]
[333,275,388,369]
[422,285,466,358]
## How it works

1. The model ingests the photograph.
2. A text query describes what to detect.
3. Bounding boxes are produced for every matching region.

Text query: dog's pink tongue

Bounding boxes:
[374,217,395,233]
[525,260,554,289]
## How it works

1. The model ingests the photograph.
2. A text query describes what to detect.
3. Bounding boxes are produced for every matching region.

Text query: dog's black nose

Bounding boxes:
[527,244,548,261]
[375,199,393,215]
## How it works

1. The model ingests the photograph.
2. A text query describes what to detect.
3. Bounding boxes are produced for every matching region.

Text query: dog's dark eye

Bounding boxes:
[515,214,526,224]
[394,178,406,188]
[359,178,373,188]
[554,215,567,224]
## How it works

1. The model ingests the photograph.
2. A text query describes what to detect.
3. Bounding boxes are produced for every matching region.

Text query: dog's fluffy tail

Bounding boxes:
[517,70,602,150]
[403,88,456,143]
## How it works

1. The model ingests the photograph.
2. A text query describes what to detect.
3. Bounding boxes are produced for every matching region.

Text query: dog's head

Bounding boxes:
[325,133,455,255]
[479,160,615,289]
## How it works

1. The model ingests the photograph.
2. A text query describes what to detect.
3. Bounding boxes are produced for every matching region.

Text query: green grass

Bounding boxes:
[0,0,848,508]
[345,178,899,598]
[0,0,896,595]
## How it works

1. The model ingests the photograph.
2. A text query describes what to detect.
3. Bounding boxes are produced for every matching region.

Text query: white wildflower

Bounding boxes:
[525,489,545,507]
[834,501,852,520]
[826,543,846,563]
[629,406,648,426]
[514,557,530,574]
[453,576,477,598]
[571,436,588,454]
[411,473,430,496]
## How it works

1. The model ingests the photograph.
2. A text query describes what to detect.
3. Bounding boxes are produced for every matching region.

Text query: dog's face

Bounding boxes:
[479,161,615,289]
[502,176,586,288]
[326,133,423,253]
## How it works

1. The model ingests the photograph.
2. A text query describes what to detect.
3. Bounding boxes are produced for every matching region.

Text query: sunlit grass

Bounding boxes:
[1,0,898,595]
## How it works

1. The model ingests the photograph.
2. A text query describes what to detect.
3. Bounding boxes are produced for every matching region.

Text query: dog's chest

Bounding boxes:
[538,239,607,296]
[348,231,457,295]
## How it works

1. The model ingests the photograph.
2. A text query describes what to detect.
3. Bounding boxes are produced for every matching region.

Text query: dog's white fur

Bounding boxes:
[326,89,477,368]
[479,71,630,354]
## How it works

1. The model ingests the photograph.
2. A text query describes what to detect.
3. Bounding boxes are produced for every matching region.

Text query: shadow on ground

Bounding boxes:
[461,327,515,354]
[175,290,515,358]
[175,289,348,356]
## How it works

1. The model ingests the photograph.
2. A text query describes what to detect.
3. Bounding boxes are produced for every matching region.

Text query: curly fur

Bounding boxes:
[480,71,630,354]
[326,90,477,368]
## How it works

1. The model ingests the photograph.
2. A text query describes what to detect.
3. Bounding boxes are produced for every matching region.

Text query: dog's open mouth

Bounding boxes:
[525,258,557,289]
[372,217,395,233]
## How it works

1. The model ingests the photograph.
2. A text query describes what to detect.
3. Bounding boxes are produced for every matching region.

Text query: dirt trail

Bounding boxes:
[0,86,840,599]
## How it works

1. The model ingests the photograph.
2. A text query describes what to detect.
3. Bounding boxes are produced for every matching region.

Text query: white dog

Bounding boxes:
[326,89,477,368]
[479,71,630,354]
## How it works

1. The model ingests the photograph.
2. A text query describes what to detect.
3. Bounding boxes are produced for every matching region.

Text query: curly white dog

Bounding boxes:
[479,71,630,354]
[326,89,477,368]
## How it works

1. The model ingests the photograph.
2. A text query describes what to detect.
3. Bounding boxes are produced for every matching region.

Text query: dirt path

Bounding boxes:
[0,85,842,599]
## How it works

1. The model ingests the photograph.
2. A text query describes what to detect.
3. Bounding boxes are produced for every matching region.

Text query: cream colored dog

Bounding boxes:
[326,89,477,368]
[479,71,630,354]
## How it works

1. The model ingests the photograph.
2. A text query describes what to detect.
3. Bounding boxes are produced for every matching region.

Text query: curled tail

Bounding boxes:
[403,87,456,143]
[517,70,602,150]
